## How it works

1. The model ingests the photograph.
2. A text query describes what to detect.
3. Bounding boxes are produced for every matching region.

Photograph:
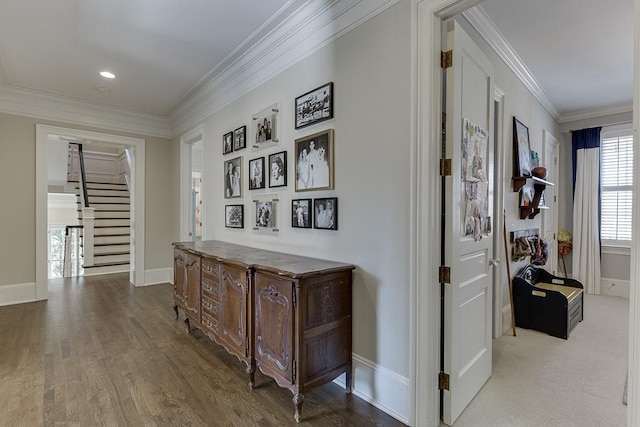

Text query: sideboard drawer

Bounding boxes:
[202,278,220,300]
[202,258,220,282]
[201,295,219,319]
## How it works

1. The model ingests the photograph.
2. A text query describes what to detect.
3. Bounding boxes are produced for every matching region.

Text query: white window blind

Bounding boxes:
[600,131,633,244]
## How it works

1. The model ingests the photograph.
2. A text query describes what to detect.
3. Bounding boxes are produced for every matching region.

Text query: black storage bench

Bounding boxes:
[513,265,584,339]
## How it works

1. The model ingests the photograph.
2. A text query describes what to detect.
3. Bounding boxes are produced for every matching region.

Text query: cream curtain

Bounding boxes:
[572,148,601,294]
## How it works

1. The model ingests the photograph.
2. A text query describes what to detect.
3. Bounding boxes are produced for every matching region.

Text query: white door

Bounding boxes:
[542,130,559,275]
[442,20,495,425]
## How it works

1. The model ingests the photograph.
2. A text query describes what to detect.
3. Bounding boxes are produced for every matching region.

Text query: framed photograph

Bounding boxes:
[513,117,532,176]
[223,156,242,199]
[223,131,233,155]
[252,194,280,235]
[252,103,279,152]
[255,200,273,228]
[295,129,334,192]
[248,157,265,190]
[292,198,312,228]
[295,82,334,129]
[233,126,246,151]
[225,205,244,228]
[314,197,338,230]
[268,151,287,188]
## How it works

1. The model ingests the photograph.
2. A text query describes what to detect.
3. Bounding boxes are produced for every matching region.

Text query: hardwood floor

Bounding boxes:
[0,274,405,427]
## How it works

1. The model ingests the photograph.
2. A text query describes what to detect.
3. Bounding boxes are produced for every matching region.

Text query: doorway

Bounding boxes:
[35,125,146,300]
[180,125,205,241]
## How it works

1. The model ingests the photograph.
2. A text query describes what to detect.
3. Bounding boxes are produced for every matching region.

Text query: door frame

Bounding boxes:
[36,125,146,299]
[492,86,506,339]
[180,124,205,241]
[413,0,639,425]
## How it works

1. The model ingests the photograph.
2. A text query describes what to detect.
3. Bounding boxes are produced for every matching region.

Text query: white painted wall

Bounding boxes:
[47,193,78,225]
[193,2,412,420]
[48,139,69,186]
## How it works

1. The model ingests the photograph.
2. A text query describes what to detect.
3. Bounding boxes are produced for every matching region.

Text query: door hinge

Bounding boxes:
[245,338,249,353]
[439,372,450,390]
[292,285,297,306]
[440,159,452,176]
[439,266,451,284]
[246,275,250,294]
[441,50,453,69]
[293,360,297,380]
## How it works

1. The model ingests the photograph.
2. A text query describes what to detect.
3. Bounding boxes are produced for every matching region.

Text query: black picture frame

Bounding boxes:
[234,126,246,151]
[225,205,244,228]
[513,117,532,177]
[268,151,287,188]
[294,129,334,192]
[223,131,234,155]
[291,198,312,228]
[313,197,337,230]
[248,157,265,190]
[295,82,334,129]
[224,156,242,199]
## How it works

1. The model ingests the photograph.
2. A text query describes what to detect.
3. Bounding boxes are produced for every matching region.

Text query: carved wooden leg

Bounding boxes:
[246,363,256,389]
[293,393,305,423]
[173,304,179,320]
[184,317,191,334]
[345,366,353,393]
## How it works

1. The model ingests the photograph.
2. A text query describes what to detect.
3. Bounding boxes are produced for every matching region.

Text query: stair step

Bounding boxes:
[83,211,130,219]
[95,219,129,227]
[94,244,130,254]
[84,182,128,190]
[93,253,130,264]
[78,196,130,204]
[94,235,130,245]
[83,263,130,276]
[85,226,130,236]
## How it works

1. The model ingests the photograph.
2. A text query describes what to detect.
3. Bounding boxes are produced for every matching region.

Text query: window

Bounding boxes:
[48,226,65,278]
[600,128,633,246]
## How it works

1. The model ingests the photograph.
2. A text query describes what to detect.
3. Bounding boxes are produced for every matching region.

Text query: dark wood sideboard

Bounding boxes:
[172,240,355,422]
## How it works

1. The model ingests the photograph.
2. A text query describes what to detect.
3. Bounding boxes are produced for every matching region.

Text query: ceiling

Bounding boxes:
[0,0,634,121]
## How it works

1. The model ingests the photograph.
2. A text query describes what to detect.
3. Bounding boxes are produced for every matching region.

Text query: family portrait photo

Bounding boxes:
[225,205,244,228]
[249,157,265,190]
[255,201,273,228]
[314,197,337,230]
[295,82,334,129]
[234,125,246,151]
[224,156,242,199]
[269,151,287,188]
[252,103,279,152]
[223,131,233,155]
[295,129,334,192]
[513,117,532,176]
[292,199,311,228]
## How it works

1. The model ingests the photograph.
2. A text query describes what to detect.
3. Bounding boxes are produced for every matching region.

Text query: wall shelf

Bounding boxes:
[513,175,554,219]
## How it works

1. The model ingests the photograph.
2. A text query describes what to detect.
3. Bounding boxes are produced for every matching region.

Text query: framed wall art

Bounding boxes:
[248,157,265,190]
[225,205,244,228]
[314,197,337,230]
[251,103,279,152]
[252,193,280,235]
[224,156,242,199]
[292,198,312,228]
[234,125,246,151]
[268,151,287,188]
[295,82,334,129]
[223,131,234,155]
[295,129,334,192]
[513,117,532,176]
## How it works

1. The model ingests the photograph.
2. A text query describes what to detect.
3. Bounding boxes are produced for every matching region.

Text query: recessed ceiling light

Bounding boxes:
[100,71,116,79]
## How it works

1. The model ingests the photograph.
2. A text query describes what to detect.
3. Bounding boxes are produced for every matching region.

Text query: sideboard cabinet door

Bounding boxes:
[184,253,201,322]
[173,249,187,309]
[254,273,294,385]
[219,264,249,358]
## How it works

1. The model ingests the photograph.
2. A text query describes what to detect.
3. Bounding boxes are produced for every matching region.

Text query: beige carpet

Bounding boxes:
[453,294,628,427]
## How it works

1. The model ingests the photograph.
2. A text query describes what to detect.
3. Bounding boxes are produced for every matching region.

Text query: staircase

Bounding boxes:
[77,181,131,275]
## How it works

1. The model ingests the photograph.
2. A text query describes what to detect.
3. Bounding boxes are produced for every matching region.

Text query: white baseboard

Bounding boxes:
[502,304,513,335]
[140,268,173,287]
[600,277,630,299]
[0,282,36,307]
[333,353,410,425]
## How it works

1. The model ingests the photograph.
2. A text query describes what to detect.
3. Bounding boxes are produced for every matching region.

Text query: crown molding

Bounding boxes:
[0,83,172,138]
[169,0,401,136]
[462,6,561,121]
[557,102,633,123]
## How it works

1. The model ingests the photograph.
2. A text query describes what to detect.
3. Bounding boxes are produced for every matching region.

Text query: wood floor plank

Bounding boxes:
[0,273,406,427]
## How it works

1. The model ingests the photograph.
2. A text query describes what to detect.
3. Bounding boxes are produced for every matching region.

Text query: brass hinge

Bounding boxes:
[440,159,452,176]
[293,360,297,379]
[439,372,450,390]
[245,338,249,353]
[441,50,453,69]
[439,266,451,284]
[292,285,297,306]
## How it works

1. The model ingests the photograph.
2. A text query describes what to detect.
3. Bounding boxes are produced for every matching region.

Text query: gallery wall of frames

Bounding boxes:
[222,82,339,234]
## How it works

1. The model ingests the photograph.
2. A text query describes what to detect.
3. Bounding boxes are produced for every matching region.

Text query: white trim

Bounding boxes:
[36,125,146,300]
[0,282,36,307]
[169,0,401,135]
[501,304,513,335]
[142,268,174,287]
[601,277,630,299]
[0,83,171,138]
[333,354,410,425]
[492,86,506,339]
[462,6,560,121]
[558,103,634,124]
